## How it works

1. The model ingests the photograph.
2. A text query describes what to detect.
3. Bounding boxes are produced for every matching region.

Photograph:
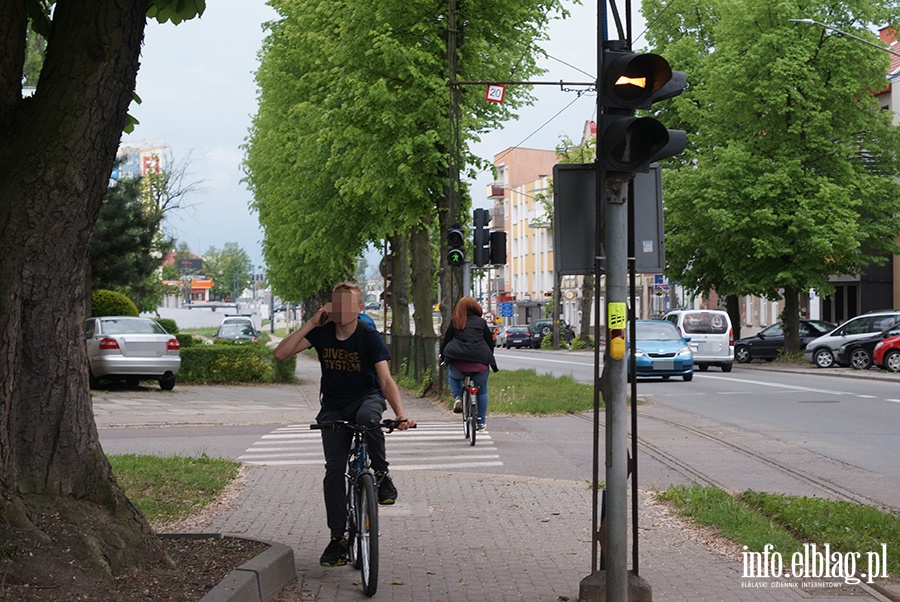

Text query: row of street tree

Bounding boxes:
[644,0,900,350]
[243,0,570,379]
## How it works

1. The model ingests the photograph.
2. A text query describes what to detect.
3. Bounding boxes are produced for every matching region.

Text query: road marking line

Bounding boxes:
[698,374,851,395]
[494,352,593,367]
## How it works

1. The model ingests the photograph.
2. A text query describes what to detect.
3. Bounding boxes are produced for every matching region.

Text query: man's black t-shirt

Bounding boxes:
[306,321,391,409]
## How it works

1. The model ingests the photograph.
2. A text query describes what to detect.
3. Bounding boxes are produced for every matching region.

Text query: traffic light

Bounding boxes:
[489,230,507,265]
[447,224,466,267]
[473,208,491,267]
[599,40,687,180]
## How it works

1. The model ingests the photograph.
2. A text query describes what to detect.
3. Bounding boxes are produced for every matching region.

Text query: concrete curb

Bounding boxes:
[159,533,295,602]
[737,360,900,383]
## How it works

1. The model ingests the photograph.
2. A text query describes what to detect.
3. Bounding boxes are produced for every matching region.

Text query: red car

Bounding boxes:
[873,334,900,372]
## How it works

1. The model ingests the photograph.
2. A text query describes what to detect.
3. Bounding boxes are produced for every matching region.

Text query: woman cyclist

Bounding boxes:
[440,296,498,430]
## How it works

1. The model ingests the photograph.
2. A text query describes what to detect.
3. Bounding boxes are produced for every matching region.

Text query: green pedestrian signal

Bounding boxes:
[447,225,466,267]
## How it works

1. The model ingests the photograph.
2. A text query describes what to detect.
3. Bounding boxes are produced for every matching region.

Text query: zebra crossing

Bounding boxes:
[237,421,503,471]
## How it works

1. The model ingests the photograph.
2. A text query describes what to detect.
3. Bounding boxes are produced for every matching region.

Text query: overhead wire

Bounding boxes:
[453,6,596,178]
[634,0,682,46]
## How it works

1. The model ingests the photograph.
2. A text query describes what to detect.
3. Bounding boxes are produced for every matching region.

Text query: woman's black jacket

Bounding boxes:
[440,314,498,371]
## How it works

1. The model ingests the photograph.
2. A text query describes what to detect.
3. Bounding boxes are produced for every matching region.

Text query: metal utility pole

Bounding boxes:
[582,1,669,600]
[603,176,630,600]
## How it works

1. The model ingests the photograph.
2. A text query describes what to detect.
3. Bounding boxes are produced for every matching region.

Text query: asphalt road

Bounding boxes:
[95,353,900,512]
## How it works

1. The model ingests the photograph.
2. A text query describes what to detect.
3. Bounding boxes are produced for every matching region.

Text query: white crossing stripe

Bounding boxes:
[237,421,502,471]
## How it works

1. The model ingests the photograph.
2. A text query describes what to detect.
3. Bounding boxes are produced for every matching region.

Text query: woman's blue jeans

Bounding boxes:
[448,365,489,424]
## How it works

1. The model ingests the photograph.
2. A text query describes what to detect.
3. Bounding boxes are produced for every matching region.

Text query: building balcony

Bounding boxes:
[487,184,505,200]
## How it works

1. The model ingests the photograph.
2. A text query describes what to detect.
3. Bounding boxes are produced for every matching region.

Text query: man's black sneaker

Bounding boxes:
[320,536,348,567]
[376,471,397,505]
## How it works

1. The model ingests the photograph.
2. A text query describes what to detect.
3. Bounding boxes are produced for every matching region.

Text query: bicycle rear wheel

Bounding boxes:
[463,387,476,446]
[356,472,379,596]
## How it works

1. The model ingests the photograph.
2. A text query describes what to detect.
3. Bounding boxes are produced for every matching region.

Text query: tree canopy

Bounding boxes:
[244,0,567,302]
[203,242,253,301]
[643,0,900,307]
[90,174,173,311]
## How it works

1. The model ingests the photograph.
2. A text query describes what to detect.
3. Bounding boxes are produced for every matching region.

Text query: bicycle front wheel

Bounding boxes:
[356,472,379,596]
[347,478,359,569]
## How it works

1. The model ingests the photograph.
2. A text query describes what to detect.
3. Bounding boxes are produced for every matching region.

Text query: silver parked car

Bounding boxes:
[85,316,181,390]
[803,310,900,368]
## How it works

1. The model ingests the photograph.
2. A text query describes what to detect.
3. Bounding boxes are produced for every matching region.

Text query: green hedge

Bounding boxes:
[91,290,138,317]
[155,318,179,334]
[176,333,199,348]
[179,343,296,384]
[272,354,297,383]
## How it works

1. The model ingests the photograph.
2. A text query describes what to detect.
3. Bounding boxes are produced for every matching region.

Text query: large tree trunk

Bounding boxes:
[726,295,741,341]
[0,0,165,584]
[410,221,437,386]
[782,287,801,354]
[389,234,411,337]
[579,274,594,344]
[410,223,435,338]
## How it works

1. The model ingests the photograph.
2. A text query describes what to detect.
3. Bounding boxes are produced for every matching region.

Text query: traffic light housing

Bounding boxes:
[447,225,466,267]
[489,230,507,265]
[473,208,491,267]
[599,41,687,180]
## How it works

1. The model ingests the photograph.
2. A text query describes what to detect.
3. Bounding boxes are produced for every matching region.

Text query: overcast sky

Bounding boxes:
[125,1,647,269]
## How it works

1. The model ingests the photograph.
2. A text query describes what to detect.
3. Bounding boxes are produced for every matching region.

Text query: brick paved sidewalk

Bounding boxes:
[173,354,892,601]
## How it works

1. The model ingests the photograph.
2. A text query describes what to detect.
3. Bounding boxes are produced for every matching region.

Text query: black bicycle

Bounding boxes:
[310,418,410,597]
[460,372,479,446]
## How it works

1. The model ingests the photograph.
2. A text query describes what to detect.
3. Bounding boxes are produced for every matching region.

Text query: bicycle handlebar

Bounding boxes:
[310,418,415,434]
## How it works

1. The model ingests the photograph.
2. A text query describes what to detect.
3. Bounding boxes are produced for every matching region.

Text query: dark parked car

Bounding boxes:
[837,323,900,370]
[530,318,575,348]
[85,316,181,390]
[734,320,835,363]
[215,323,259,343]
[503,326,533,349]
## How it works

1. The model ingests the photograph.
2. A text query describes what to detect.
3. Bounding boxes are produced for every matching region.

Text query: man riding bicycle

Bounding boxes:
[274,281,415,567]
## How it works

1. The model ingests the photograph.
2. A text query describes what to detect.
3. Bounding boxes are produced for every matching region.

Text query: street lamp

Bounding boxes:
[789,18,900,59]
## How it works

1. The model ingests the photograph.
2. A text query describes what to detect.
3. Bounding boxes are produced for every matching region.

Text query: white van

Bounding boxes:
[663,309,734,372]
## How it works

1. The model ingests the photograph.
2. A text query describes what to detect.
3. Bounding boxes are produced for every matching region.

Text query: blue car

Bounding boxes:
[628,320,694,381]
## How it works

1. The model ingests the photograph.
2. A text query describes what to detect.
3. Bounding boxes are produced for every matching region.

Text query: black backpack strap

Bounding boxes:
[355,321,371,372]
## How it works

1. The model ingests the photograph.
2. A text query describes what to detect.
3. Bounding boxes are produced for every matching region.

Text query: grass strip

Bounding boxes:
[739,491,900,576]
[659,485,899,577]
[488,368,598,414]
[657,484,801,553]
[109,453,241,524]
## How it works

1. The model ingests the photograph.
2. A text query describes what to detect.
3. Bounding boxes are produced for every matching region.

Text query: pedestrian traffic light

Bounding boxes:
[447,225,466,267]
[473,208,491,267]
[489,230,507,265]
[599,40,687,180]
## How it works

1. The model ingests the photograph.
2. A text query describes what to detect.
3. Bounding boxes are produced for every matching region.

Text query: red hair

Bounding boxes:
[452,296,482,330]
